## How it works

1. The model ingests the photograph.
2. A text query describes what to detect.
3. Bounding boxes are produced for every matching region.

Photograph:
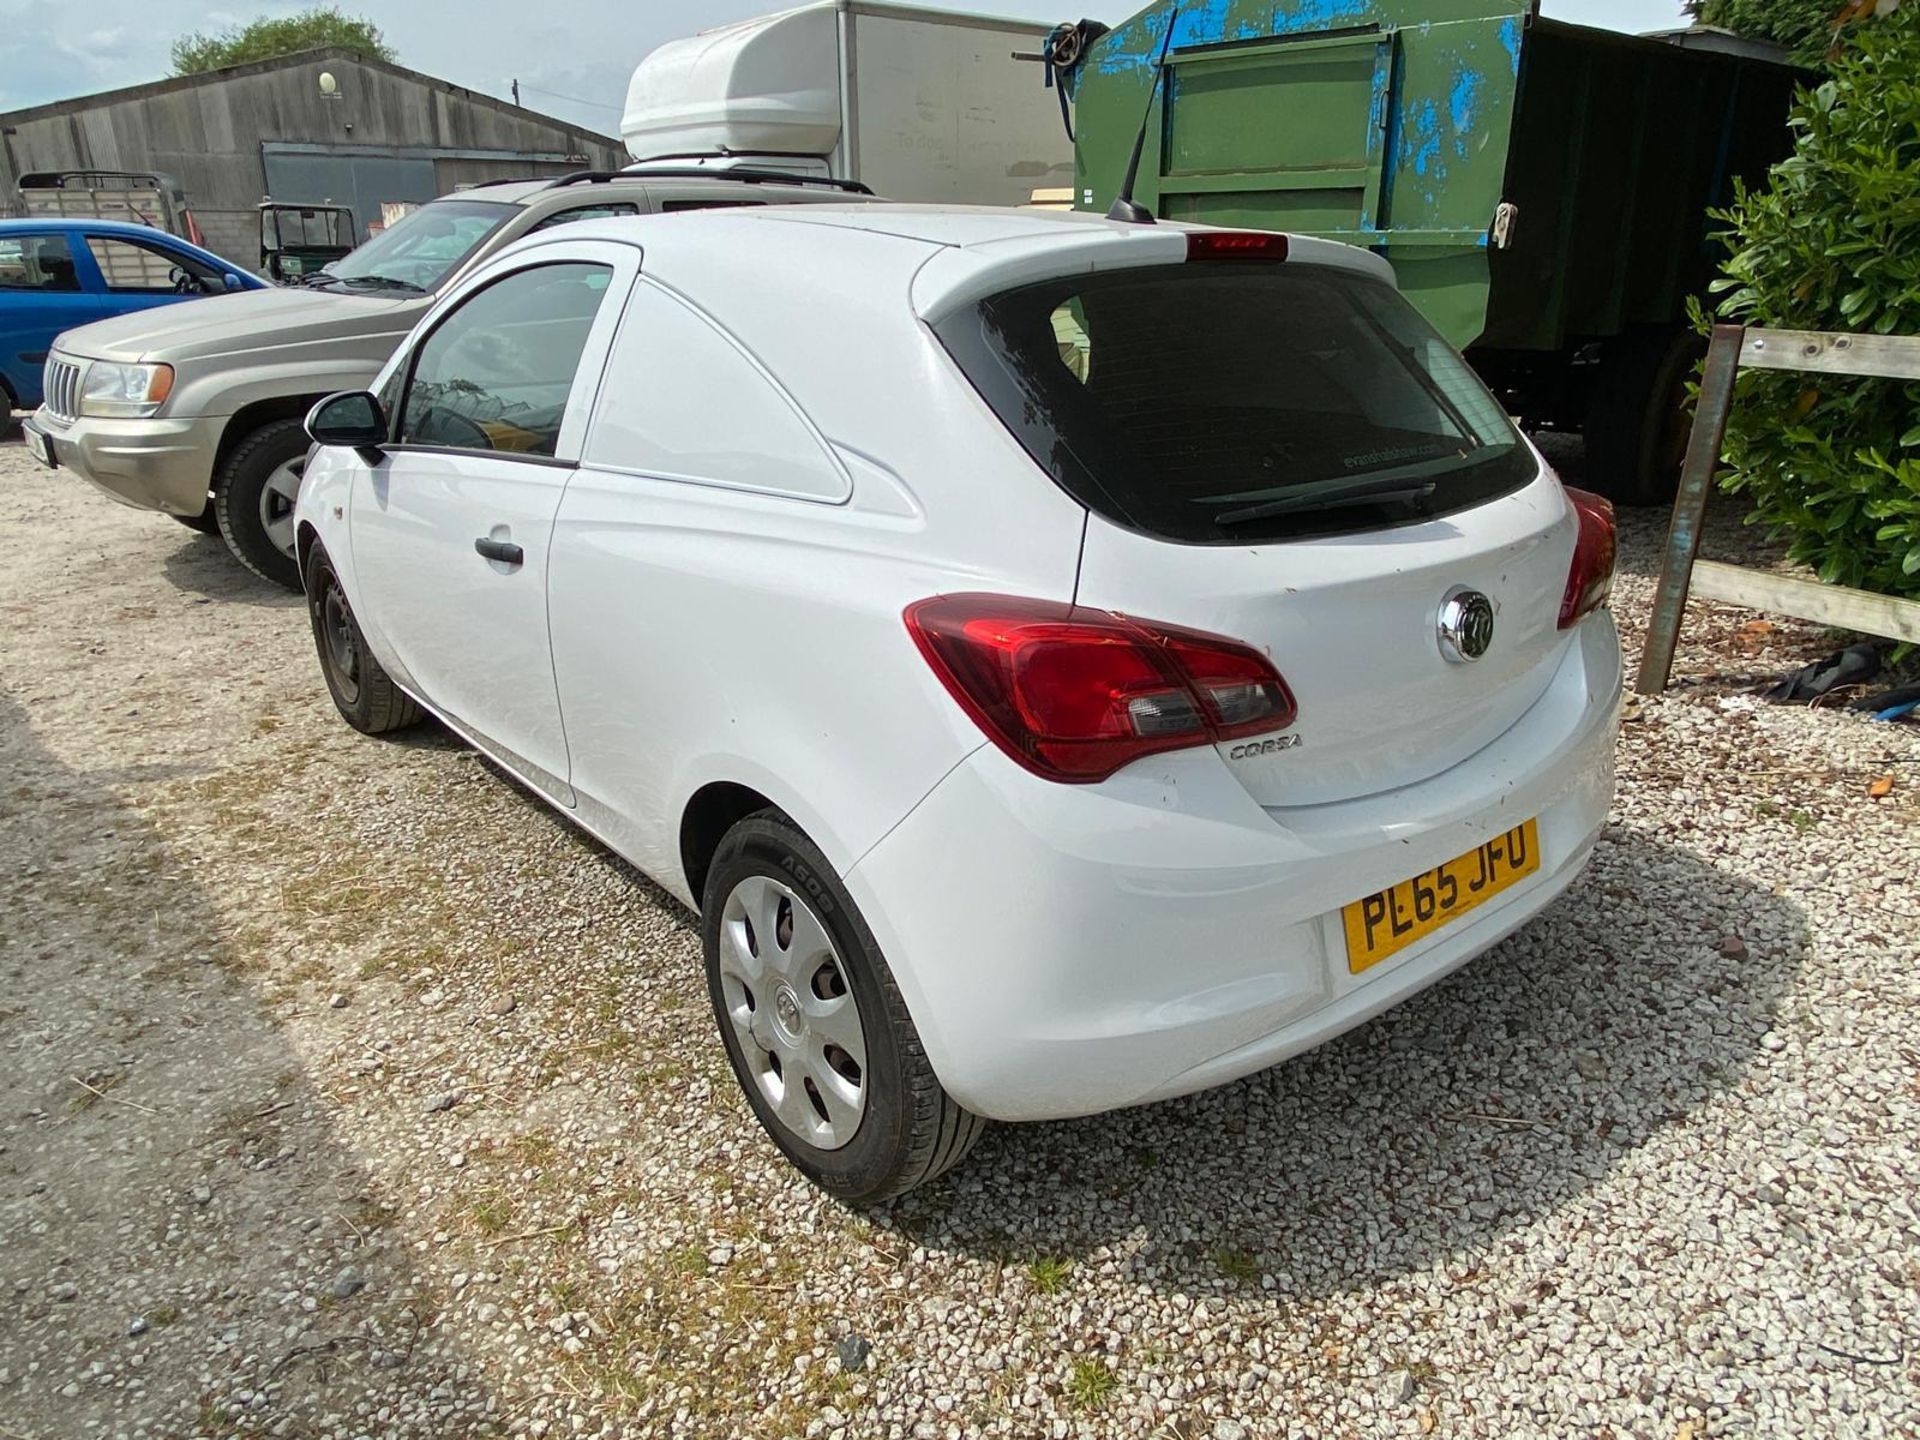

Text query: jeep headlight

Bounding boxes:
[80,362,175,418]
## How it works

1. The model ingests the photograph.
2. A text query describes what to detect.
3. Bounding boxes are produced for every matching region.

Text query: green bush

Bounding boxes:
[1701,5,1920,599]
[171,9,393,75]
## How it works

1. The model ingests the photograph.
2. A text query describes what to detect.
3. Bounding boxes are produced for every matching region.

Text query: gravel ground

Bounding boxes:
[0,434,1915,1440]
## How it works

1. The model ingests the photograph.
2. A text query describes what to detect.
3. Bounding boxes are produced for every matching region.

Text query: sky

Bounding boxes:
[0,0,1690,133]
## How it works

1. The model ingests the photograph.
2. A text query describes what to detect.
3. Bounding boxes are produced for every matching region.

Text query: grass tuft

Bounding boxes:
[1027,1255,1073,1295]
[1067,1356,1117,1410]
[1212,1246,1261,1284]
[471,1193,515,1236]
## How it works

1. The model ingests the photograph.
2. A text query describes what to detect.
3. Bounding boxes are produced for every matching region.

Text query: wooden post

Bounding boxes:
[1634,324,1745,696]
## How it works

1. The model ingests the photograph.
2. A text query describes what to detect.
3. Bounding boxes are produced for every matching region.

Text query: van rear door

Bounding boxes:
[932,245,1582,807]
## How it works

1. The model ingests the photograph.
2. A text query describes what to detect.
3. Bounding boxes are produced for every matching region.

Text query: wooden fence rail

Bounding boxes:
[1634,323,1920,696]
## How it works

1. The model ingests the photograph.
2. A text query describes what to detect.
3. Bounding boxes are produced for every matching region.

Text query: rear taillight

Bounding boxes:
[1559,487,1617,629]
[904,594,1297,783]
[1186,230,1289,262]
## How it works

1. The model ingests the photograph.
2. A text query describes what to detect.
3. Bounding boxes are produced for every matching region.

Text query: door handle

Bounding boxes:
[474,536,524,566]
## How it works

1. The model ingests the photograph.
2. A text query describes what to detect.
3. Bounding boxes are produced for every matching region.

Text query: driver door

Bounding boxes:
[0,233,103,393]
[350,240,636,804]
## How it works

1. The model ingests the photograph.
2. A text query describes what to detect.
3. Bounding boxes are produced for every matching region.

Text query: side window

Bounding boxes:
[527,203,640,234]
[0,234,82,292]
[398,262,613,459]
[585,280,847,502]
[85,236,221,293]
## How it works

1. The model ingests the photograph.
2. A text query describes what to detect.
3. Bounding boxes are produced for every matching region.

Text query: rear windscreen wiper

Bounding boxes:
[1214,476,1438,526]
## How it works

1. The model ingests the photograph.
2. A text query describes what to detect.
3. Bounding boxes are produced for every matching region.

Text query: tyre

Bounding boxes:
[303,544,424,735]
[171,500,219,534]
[1583,327,1704,508]
[701,813,984,1204]
[213,418,307,589]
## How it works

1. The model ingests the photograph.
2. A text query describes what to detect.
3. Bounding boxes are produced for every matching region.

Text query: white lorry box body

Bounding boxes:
[621,2,1071,207]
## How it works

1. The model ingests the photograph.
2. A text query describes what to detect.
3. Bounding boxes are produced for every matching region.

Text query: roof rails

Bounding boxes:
[454,169,873,198]
[457,175,557,191]
[546,168,874,196]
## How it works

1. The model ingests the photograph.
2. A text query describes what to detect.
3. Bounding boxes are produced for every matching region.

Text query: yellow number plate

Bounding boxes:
[1343,819,1541,974]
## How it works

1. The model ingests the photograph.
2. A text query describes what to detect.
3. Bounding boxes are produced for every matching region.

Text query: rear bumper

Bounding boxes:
[847,613,1622,1123]
[28,409,218,517]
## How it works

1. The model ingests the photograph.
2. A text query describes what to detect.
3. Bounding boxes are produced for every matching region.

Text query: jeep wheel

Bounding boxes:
[214,418,306,590]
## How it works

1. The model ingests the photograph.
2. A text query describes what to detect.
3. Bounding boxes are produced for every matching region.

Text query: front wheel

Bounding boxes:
[214,418,306,589]
[702,813,984,1204]
[303,544,423,735]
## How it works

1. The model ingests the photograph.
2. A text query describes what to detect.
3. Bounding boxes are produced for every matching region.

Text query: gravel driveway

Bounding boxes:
[1,436,1915,1440]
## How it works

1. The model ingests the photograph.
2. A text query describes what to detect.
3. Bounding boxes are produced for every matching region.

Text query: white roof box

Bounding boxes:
[623,3,842,163]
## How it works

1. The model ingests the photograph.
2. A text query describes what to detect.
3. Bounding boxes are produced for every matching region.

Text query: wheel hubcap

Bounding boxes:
[717,874,867,1151]
[773,986,805,1041]
[259,459,303,558]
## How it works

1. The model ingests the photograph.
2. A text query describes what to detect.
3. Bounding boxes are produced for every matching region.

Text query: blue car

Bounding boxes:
[0,219,263,414]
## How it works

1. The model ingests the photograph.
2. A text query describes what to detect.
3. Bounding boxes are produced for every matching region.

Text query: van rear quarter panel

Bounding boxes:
[547,221,1091,900]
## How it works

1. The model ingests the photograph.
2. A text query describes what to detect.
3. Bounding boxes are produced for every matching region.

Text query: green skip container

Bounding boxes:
[1056,0,1802,503]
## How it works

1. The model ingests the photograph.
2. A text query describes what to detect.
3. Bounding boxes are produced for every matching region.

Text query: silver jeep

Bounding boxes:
[23,170,871,588]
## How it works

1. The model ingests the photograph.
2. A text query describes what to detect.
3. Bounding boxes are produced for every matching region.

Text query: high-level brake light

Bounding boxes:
[1186,231,1290,262]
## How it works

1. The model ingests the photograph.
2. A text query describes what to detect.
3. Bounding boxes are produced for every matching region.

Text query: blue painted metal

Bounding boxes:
[1063,0,1802,353]
[1065,0,1529,346]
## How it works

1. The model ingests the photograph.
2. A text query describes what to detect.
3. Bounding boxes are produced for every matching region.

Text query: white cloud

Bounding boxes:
[1541,0,1688,30]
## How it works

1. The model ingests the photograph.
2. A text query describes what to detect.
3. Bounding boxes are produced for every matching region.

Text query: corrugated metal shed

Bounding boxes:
[0,48,625,265]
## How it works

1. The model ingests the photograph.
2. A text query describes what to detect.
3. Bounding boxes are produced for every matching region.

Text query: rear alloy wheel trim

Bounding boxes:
[716,874,868,1151]
[259,459,303,558]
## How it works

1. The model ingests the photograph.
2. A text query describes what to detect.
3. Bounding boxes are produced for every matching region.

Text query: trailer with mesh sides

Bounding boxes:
[18,171,205,248]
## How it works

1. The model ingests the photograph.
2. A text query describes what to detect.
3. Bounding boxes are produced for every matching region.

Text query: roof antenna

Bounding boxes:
[1105,6,1178,225]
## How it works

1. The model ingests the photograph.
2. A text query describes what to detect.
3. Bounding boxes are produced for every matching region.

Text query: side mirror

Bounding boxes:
[223,272,245,292]
[306,390,386,459]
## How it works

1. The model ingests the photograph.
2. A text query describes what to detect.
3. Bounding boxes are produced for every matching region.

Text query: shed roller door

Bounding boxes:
[262,152,438,242]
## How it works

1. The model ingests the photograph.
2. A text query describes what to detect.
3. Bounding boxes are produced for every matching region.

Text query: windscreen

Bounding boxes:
[934,261,1536,543]
[321,199,512,294]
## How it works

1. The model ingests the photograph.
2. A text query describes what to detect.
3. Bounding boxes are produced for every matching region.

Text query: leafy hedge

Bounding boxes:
[1701,5,1920,598]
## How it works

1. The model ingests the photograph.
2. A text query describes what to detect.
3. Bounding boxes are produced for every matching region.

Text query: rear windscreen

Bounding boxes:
[934,260,1536,543]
